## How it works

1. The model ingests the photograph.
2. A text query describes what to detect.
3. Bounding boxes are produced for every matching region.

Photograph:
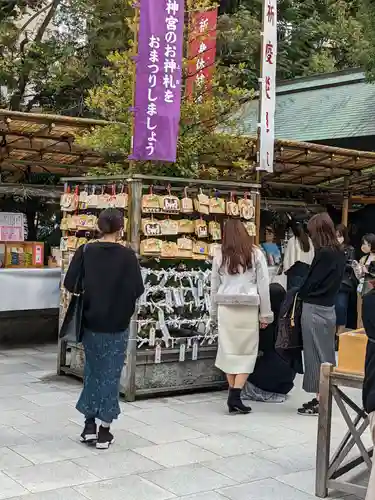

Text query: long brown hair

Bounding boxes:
[220,219,254,275]
[291,221,311,253]
[307,213,339,250]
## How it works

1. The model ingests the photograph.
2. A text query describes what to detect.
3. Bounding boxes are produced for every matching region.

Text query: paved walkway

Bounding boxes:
[0,344,367,499]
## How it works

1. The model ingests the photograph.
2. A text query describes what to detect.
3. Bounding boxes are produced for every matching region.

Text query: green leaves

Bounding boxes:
[75,44,253,178]
[0,0,132,112]
[220,0,368,83]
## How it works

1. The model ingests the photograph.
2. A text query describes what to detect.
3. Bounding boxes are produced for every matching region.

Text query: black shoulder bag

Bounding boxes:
[59,245,87,343]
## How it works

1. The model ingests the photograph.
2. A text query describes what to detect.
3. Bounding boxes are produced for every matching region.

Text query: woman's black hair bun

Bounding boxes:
[98,208,124,234]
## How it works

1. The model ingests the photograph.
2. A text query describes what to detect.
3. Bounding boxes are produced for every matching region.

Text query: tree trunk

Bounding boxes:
[9,0,61,111]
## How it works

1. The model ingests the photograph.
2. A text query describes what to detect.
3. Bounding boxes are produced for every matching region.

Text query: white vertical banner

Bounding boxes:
[258,0,277,173]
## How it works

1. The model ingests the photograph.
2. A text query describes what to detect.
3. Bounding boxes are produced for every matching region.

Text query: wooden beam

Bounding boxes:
[61,173,262,189]
[0,109,122,128]
[341,177,350,226]
[275,138,375,162]
[0,158,103,170]
[3,144,102,160]
[263,181,332,191]
[351,196,375,204]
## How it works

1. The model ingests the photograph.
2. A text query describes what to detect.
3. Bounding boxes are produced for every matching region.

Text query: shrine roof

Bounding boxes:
[238,69,375,142]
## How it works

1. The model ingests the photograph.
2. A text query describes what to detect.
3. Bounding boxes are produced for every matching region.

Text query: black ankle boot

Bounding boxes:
[227,388,252,414]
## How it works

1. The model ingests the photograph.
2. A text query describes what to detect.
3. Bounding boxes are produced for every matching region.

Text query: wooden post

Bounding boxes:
[123,3,141,402]
[316,363,334,498]
[124,178,142,402]
[341,176,350,226]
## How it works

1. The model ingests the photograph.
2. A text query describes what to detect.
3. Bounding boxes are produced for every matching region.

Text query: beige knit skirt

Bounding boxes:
[215,304,259,374]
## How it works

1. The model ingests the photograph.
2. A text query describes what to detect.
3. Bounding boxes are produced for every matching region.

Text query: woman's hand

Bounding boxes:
[260,320,268,329]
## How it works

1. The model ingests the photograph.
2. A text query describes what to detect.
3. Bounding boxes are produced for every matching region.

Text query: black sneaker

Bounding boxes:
[96,426,115,450]
[80,420,97,443]
[298,398,319,416]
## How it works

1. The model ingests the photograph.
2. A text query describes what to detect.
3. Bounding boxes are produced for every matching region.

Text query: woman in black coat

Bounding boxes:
[244,283,297,401]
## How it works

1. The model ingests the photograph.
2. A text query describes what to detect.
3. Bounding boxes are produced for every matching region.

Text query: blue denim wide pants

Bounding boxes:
[76,329,128,423]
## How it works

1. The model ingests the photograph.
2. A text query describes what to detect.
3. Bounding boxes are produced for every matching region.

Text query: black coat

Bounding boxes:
[340,245,356,292]
[363,289,375,414]
[249,283,298,395]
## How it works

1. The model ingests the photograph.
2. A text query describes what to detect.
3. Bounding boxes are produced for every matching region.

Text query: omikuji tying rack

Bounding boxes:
[57,174,261,401]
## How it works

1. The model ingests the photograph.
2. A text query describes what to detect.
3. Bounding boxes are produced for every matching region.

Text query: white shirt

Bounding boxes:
[283,236,315,273]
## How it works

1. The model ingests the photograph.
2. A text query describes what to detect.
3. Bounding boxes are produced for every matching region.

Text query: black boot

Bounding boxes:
[227,388,252,414]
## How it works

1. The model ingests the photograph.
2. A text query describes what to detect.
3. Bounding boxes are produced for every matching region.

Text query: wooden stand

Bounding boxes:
[57,174,261,400]
[316,363,372,498]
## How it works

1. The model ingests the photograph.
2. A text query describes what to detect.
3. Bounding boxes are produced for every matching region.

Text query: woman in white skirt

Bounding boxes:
[210,219,273,414]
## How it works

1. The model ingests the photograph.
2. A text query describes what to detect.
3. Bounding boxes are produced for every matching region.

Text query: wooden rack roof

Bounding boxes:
[0,183,62,199]
[0,110,119,181]
[1,110,374,198]
[259,138,375,195]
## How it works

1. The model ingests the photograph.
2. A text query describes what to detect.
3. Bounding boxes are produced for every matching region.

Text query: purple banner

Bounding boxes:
[131,0,184,163]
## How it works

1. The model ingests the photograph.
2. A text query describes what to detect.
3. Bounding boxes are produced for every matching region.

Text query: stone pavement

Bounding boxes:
[0,344,368,500]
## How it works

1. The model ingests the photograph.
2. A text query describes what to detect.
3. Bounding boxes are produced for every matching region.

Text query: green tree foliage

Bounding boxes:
[0,0,131,113]
[0,0,370,113]
[78,48,252,178]
[358,0,375,80]
[218,0,368,87]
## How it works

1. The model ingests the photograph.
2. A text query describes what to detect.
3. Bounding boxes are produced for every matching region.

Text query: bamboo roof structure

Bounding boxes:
[257,138,375,196]
[0,183,62,199]
[0,110,120,181]
[1,109,374,200]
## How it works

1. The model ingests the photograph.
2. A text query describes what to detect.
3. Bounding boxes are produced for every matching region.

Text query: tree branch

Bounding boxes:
[9,0,61,110]
[19,1,55,34]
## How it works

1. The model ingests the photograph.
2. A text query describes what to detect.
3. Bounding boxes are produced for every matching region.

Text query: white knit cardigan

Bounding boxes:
[210,247,274,323]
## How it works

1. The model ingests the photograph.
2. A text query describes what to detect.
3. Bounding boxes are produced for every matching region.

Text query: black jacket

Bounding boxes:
[340,245,356,292]
[363,289,375,414]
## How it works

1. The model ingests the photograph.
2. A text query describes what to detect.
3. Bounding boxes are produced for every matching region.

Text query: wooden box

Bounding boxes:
[337,329,368,376]
[4,242,44,268]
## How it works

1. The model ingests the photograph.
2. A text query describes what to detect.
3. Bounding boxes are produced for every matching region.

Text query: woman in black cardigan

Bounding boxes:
[298,213,346,416]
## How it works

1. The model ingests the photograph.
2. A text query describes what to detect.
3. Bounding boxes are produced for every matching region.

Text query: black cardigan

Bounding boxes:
[299,247,346,307]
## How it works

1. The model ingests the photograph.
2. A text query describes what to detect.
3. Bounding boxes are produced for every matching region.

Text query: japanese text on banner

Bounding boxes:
[258,0,277,173]
[131,0,184,162]
[186,9,218,101]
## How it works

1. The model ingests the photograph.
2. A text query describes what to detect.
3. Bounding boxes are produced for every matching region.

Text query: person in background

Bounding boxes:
[283,220,314,290]
[261,226,282,267]
[297,213,346,416]
[335,224,355,338]
[243,283,297,403]
[362,261,375,500]
[64,208,144,449]
[210,219,273,414]
[353,233,375,328]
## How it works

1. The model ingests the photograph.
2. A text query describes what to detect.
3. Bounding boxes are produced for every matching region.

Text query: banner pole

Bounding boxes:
[255,0,266,246]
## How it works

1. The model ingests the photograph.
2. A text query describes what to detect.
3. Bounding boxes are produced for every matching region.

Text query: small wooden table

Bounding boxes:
[316,363,372,498]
